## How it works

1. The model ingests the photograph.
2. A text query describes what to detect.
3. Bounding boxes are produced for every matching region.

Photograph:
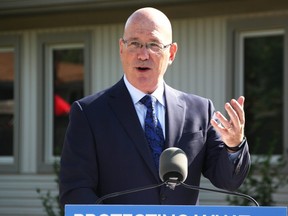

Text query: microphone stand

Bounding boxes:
[96,182,166,204]
[96,177,259,206]
[163,176,259,206]
[180,182,259,206]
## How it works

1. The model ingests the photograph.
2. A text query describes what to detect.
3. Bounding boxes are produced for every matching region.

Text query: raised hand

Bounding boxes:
[210,96,245,148]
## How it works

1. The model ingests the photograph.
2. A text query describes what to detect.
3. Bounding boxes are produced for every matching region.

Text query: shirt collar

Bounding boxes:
[124,75,165,107]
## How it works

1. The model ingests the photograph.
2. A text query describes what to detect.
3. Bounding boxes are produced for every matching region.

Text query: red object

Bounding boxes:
[54,94,71,116]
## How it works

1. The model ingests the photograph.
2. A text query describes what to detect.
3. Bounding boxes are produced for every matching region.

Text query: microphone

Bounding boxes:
[159,147,188,189]
[96,147,259,206]
[159,147,259,206]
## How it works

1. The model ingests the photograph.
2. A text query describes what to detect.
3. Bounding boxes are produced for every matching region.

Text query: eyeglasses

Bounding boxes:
[122,38,172,53]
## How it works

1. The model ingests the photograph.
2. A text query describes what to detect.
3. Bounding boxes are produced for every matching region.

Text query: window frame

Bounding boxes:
[227,16,288,162]
[37,31,91,172]
[0,35,21,173]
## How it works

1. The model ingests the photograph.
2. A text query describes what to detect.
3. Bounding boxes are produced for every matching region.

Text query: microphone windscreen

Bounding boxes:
[159,147,188,183]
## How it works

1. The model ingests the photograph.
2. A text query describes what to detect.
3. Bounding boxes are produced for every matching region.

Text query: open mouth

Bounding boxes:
[136,67,150,71]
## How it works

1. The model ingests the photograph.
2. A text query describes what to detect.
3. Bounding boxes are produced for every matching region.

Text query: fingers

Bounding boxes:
[211,96,245,128]
[210,96,246,147]
[237,96,245,108]
[212,111,231,131]
[225,101,240,128]
[228,97,245,126]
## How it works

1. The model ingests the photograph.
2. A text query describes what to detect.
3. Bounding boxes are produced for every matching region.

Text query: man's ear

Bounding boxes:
[168,42,178,65]
[119,38,124,55]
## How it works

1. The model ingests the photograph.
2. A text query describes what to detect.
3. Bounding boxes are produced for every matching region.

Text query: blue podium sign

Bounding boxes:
[65,204,287,216]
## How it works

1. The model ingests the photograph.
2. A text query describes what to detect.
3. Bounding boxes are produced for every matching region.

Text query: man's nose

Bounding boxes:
[137,45,150,60]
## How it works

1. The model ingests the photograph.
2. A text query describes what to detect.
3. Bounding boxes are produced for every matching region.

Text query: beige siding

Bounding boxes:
[168,17,226,112]
[92,24,124,93]
[0,175,56,216]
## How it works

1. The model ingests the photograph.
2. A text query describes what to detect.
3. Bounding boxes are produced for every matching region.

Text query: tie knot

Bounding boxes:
[140,95,154,108]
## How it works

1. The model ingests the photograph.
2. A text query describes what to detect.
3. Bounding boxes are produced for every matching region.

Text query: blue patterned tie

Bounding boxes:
[140,95,165,170]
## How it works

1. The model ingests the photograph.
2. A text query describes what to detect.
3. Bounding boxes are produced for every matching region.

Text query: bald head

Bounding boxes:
[123,7,173,43]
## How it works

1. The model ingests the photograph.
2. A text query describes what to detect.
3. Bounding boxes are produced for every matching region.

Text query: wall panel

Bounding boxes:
[167,17,227,112]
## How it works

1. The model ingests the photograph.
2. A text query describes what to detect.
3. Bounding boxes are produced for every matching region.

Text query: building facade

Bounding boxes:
[0,0,288,215]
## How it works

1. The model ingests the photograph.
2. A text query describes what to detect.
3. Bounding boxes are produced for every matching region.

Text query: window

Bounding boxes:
[0,36,20,172]
[241,31,284,155]
[0,48,14,163]
[50,45,84,158]
[44,44,84,163]
[228,17,288,158]
[38,32,90,171]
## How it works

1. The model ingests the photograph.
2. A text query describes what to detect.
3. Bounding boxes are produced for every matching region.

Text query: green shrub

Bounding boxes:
[227,145,288,206]
[37,161,64,216]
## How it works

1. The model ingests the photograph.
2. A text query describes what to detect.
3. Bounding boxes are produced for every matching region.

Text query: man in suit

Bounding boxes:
[60,7,250,206]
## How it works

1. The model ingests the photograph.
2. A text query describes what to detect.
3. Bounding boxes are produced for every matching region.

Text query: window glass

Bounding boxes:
[243,34,284,154]
[0,48,14,163]
[53,48,84,156]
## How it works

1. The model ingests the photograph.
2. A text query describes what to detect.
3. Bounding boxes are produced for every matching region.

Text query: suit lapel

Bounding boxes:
[107,79,159,181]
[164,84,185,148]
[106,79,186,181]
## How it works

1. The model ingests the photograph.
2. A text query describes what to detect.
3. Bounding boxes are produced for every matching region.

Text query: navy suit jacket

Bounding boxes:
[60,78,250,205]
